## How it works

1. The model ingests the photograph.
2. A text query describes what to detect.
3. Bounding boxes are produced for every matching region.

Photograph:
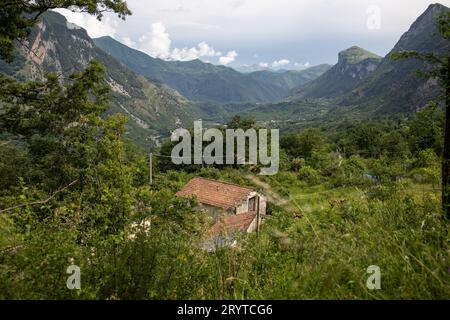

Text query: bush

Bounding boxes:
[298,166,321,185]
[291,158,305,172]
[413,149,440,169]
[329,156,367,187]
[409,167,440,187]
[199,167,221,180]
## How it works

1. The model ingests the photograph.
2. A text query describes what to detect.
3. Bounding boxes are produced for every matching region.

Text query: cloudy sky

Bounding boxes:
[55,0,450,69]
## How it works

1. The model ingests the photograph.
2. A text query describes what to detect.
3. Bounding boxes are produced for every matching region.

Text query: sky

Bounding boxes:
[55,0,450,70]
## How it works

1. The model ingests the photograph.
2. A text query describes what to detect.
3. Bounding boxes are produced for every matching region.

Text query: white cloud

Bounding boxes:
[170,47,198,61]
[138,22,172,59]
[132,22,231,63]
[258,62,269,68]
[198,41,222,57]
[219,50,238,65]
[224,0,247,8]
[272,59,290,68]
[53,9,118,38]
[170,41,223,61]
[170,41,222,61]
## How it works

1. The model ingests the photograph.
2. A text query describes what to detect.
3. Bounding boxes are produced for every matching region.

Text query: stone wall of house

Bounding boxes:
[197,191,267,219]
[235,191,267,216]
[246,216,259,233]
[235,201,249,215]
[259,195,267,216]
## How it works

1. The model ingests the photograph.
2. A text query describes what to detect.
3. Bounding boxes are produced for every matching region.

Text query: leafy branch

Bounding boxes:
[0,179,78,214]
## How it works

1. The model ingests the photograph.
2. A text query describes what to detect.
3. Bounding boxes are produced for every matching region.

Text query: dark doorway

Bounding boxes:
[249,196,257,212]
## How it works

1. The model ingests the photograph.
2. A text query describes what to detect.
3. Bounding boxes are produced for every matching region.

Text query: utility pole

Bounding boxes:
[149,152,153,185]
[256,197,260,236]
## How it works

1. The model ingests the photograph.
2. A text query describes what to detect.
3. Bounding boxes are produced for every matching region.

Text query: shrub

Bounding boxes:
[298,166,321,185]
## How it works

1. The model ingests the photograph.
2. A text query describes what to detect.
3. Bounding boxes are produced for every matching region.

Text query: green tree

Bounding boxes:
[0,62,142,234]
[392,12,450,219]
[0,61,110,191]
[408,103,444,156]
[338,123,384,157]
[226,115,256,130]
[281,128,325,160]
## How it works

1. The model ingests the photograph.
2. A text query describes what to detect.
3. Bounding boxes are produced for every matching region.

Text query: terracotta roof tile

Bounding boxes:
[210,212,257,236]
[176,177,254,209]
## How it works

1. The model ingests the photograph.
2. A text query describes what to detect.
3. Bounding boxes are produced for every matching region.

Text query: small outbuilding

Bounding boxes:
[176,177,267,240]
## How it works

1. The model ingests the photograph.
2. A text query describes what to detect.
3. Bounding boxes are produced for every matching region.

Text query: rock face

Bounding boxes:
[336,46,381,80]
[294,46,382,99]
[345,3,450,113]
[0,11,199,147]
[392,3,447,52]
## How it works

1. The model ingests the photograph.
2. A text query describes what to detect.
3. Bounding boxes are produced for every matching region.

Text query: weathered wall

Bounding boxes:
[198,191,267,219]
[246,216,259,233]
[259,195,267,216]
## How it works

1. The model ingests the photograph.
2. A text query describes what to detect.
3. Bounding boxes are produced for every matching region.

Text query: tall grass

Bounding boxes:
[1,181,448,299]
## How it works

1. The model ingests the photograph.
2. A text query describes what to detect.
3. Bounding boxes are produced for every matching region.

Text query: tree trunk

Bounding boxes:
[442,58,450,220]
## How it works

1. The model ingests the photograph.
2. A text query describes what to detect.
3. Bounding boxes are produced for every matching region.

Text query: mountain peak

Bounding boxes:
[415,3,449,28]
[338,46,382,65]
[426,3,448,12]
[392,3,449,52]
[294,47,381,99]
[95,35,115,41]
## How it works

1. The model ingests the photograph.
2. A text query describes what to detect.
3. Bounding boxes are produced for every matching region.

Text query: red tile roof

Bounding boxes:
[210,212,257,236]
[176,177,254,209]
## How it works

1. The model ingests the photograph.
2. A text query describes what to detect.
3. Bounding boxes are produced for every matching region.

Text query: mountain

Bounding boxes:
[294,46,382,99]
[343,3,450,113]
[233,64,272,73]
[294,3,449,114]
[93,36,328,103]
[0,11,200,146]
[94,36,278,103]
[234,4,449,129]
[247,64,332,94]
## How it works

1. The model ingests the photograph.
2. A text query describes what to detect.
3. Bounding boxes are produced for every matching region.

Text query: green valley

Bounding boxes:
[1,0,450,302]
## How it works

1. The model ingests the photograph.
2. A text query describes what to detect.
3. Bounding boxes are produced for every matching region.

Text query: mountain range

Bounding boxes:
[93,36,330,103]
[0,3,448,146]
[342,3,450,113]
[293,3,449,114]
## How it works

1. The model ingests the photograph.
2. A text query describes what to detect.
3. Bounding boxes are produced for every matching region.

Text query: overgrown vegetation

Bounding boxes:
[1,1,450,300]
[2,100,449,299]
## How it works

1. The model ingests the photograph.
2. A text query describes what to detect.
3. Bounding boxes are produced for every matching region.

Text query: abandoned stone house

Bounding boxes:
[176,177,267,239]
